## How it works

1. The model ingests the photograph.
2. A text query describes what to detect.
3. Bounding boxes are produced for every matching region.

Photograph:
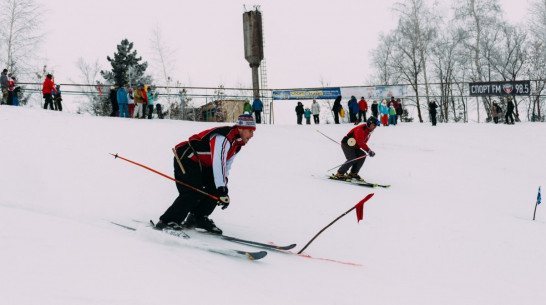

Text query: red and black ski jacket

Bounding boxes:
[174,126,246,188]
[341,124,373,151]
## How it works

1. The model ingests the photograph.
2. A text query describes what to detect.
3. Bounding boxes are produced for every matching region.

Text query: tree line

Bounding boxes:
[370,0,546,123]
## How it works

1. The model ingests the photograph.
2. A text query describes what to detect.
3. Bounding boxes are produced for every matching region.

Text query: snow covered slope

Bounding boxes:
[1,106,545,305]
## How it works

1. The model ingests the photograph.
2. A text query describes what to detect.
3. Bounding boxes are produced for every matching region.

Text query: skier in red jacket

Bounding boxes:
[332,116,379,182]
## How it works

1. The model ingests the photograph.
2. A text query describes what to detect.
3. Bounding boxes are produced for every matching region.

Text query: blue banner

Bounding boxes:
[272,88,341,100]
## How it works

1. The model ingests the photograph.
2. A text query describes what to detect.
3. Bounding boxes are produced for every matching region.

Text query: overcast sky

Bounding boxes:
[35,0,531,90]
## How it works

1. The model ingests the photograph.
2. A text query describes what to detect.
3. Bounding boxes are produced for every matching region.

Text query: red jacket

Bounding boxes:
[343,124,373,151]
[42,77,58,95]
[358,99,368,111]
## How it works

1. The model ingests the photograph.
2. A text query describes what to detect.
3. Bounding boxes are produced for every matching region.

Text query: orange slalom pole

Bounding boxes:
[110,153,218,200]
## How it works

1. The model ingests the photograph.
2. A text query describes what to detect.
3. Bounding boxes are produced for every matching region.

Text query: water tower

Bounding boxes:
[242,8,264,99]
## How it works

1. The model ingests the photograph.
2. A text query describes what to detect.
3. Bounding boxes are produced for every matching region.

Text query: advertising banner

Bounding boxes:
[469,81,531,96]
[272,88,341,100]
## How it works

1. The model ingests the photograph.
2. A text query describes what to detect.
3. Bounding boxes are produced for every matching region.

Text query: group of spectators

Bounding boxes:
[242,97,263,124]
[108,84,163,119]
[295,99,321,125]
[331,95,403,126]
[1,69,21,106]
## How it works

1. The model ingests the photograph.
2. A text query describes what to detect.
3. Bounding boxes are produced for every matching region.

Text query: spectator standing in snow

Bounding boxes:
[42,74,58,110]
[146,87,154,119]
[243,99,252,114]
[134,85,144,118]
[429,100,438,126]
[331,116,379,182]
[491,101,502,124]
[1,69,8,104]
[154,114,256,235]
[371,100,379,119]
[304,107,311,125]
[7,73,15,105]
[53,84,63,111]
[311,99,320,124]
[127,88,135,118]
[11,77,20,106]
[295,101,304,125]
[117,85,129,118]
[394,99,403,123]
[388,104,396,125]
[252,96,263,124]
[348,96,358,123]
[379,99,389,126]
[358,97,368,123]
[332,95,342,124]
[109,87,119,117]
[505,97,515,124]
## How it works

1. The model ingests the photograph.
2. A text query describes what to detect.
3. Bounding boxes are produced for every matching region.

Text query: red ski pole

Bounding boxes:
[110,153,218,200]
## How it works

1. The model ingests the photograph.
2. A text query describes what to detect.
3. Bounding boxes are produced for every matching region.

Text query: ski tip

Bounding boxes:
[282,244,297,250]
[246,251,268,260]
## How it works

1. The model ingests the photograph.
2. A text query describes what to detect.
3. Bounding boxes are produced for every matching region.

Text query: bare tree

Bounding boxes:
[430,25,467,122]
[74,58,108,116]
[149,25,178,110]
[0,0,43,75]
[527,0,546,121]
[453,0,503,121]
[369,33,398,85]
[390,0,437,123]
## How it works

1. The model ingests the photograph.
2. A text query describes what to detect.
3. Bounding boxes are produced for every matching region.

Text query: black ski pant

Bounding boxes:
[337,142,366,175]
[44,94,54,110]
[505,111,514,124]
[297,114,303,124]
[430,112,437,126]
[254,110,262,124]
[358,110,367,122]
[160,155,217,224]
[313,114,319,124]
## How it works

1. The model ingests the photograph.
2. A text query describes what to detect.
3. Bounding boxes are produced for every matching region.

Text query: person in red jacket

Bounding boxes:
[42,74,58,110]
[331,116,379,182]
[155,114,256,234]
[358,97,368,123]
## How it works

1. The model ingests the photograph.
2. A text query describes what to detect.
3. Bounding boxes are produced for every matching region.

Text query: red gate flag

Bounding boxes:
[355,193,374,223]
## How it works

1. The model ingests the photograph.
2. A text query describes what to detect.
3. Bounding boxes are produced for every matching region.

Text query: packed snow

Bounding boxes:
[1,106,545,305]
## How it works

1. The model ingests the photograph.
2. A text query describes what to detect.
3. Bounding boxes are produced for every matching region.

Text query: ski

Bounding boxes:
[134,219,296,252]
[203,232,296,251]
[327,176,378,188]
[327,176,390,188]
[111,221,267,261]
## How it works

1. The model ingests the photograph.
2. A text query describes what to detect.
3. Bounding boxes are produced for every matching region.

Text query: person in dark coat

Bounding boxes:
[332,95,342,124]
[155,114,256,234]
[295,101,304,125]
[252,97,263,124]
[429,100,438,126]
[109,87,119,117]
[348,96,359,124]
[505,97,515,124]
[371,100,379,119]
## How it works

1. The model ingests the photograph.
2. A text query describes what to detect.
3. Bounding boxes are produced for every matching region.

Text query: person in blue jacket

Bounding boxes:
[349,96,360,124]
[252,96,263,124]
[117,84,129,118]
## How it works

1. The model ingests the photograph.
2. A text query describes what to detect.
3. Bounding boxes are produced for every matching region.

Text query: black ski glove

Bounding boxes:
[216,186,230,210]
[367,150,376,157]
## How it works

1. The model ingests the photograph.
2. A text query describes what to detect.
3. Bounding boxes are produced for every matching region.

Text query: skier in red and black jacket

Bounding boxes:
[155,114,256,234]
[331,116,379,182]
